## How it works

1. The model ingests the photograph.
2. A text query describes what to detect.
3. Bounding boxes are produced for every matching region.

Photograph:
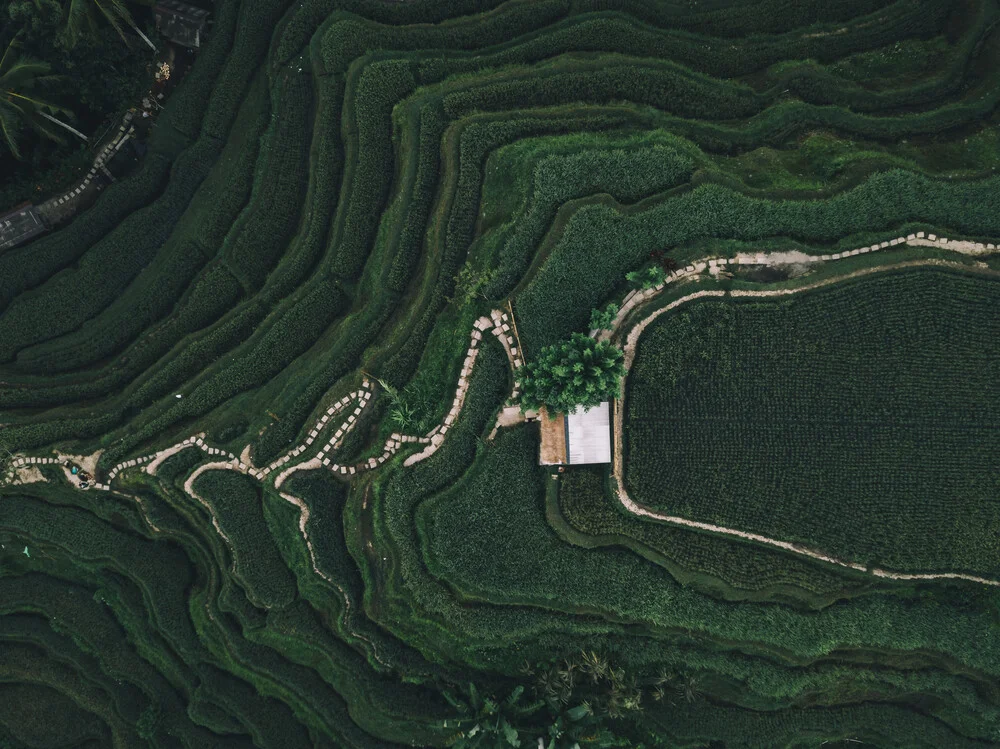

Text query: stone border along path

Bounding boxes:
[2,309,524,490]
[609,244,1000,589]
[0,305,509,678]
[2,310,520,669]
[37,113,137,227]
[596,232,997,344]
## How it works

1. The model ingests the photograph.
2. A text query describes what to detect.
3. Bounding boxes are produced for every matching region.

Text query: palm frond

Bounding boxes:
[4,90,70,117]
[0,38,21,77]
[93,0,132,43]
[64,0,100,47]
[0,60,51,89]
[22,111,68,144]
[0,37,74,157]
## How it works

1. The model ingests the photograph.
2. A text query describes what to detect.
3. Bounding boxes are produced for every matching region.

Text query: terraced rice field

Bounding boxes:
[2,0,1000,746]
[624,268,1000,577]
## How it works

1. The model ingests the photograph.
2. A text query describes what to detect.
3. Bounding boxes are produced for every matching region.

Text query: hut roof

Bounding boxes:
[539,402,611,465]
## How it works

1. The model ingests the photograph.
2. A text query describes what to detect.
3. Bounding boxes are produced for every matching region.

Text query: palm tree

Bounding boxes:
[677,673,702,705]
[445,683,546,748]
[517,334,626,415]
[0,38,85,159]
[545,702,623,749]
[579,651,609,684]
[61,0,156,50]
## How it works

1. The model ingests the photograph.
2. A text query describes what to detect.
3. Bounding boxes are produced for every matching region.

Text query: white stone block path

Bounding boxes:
[0,310,522,669]
[597,232,996,342]
[3,310,523,487]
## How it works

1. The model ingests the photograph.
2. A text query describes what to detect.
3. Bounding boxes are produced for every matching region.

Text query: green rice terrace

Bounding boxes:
[3,0,1000,746]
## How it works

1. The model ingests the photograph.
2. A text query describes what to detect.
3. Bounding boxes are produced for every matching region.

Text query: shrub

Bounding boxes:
[588,303,619,331]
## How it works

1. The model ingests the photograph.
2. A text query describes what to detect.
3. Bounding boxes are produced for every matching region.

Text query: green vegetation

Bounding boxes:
[554,465,885,606]
[625,269,1000,576]
[518,334,625,414]
[58,0,138,48]
[588,303,618,332]
[1,0,154,201]
[2,0,1000,746]
[0,38,72,158]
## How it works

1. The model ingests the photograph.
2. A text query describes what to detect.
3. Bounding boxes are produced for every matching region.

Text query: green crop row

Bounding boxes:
[0,153,172,310]
[221,71,314,292]
[383,416,1000,711]
[0,262,243,418]
[343,0,958,90]
[191,470,298,610]
[0,475,445,747]
[625,268,1000,577]
[7,74,273,376]
[478,129,697,298]
[331,56,418,280]
[3,0,992,458]
[0,639,132,746]
[14,240,210,374]
[152,0,240,143]
[0,138,223,364]
[643,700,993,749]
[370,105,635,393]
[514,170,1000,354]
[0,682,107,748]
[109,276,345,461]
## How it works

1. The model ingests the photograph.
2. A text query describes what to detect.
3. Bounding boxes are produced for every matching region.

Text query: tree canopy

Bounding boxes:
[517,333,625,414]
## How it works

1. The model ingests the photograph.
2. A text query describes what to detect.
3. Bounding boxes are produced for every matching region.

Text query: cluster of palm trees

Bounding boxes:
[534,651,701,720]
[444,681,620,749]
[1,0,155,157]
[442,652,705,748]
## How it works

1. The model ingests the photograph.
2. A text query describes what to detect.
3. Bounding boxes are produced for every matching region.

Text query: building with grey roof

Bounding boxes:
[0,205,46,252]
[154,1,210,48]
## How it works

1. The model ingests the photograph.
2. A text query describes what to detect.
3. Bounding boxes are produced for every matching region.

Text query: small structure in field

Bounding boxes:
[153,0,211,48]
[0,204,46,251]
[538,402,612,465]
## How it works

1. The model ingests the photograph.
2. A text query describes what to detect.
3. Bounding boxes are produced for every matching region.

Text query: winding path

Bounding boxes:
[3,309,523,490]
[5,232,1000,615]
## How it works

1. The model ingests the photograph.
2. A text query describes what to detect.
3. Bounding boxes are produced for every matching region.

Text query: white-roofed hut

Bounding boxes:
[538,402,612,466]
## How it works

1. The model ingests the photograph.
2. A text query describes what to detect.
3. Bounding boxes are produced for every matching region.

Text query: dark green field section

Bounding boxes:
[625,269,1000,576]
[2,0,1000,746]
[554,465,888,607]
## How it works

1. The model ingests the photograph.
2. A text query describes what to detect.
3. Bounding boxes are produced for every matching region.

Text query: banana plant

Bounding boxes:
[446,683,546,748]
[0,37,83,158]
[60,0,156,50]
